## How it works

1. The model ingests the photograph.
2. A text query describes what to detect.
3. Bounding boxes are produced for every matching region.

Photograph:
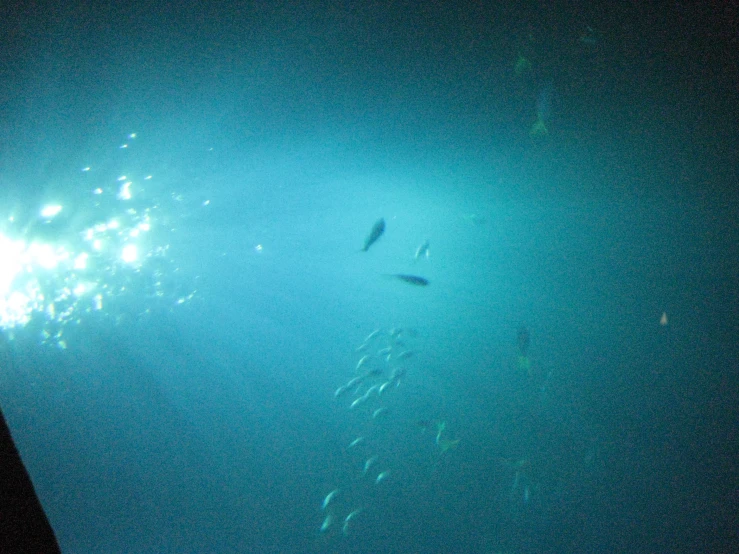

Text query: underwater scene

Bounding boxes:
[1,1,737,553]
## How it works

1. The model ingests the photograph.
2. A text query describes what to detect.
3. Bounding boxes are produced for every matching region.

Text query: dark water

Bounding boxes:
[1,2,737,553]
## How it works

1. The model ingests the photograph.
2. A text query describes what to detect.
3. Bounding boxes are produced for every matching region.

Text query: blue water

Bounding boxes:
[1,2,737,553]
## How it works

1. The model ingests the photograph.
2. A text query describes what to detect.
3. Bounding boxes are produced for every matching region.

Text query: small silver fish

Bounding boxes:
[345,509,362,522]
[348,437,364,448]
[364,329,382,342]
[350,396,368,410]
[320,514,333,532]
[372,407,387,419]
[322,489,339,510]
[414,239,430,261]
[375,470,391,483]
[363,456,378,474]
[396,350,415,360]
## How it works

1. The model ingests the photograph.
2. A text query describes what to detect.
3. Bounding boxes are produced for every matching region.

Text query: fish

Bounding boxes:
[385,274,429,286]
[322,489,339,510]
[364,329,382,342]
[363,367,384,378]
[437,437,461,453]
[320,514,333,532]
[395,350,415,361]
[345,376,363,388]
[389,366,406,381]
[375,470,391,483]
[436,421,446,445]
[361,218,385,252]
[350,395,368,410]
[414,239,430,261]
[363,456,378,474]
[356,355,371,371]
[345,509,362,522]
[348,437,364,448]
[372,407,387,419]
[343,508,362,534]
[336,375,364,398]
[435,421,460,452]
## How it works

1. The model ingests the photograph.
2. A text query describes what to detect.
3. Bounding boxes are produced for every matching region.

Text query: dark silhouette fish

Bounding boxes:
[386,274,429,286]
[361,218,385,252]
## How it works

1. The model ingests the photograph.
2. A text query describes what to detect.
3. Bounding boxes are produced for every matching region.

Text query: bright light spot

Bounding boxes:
[41,205,63,219]
[28,243,62,270]
[118,181,132,200]
[0,236,24,292]
[73,253,88,269]
[1,135,197,345]
[121,244,138,263]
[73,283,89,296]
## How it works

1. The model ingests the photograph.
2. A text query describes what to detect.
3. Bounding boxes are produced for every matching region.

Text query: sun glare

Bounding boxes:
[0,135,198,346]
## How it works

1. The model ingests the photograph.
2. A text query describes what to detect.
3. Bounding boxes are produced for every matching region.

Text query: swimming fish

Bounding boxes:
[348,437,364,448]
[363,456,378,474]
[435,421,460,452]
[375,470,391,483]
[322,489,339,510]
[414,239,430,261]
[356,355,371,371]
[320,514,333,532]
[372,407,388,419]
[342,509,362,536]
[395,350,415,361]
[350,395,368,410]
[361,218,385,252]
[345,509,362,522]
[385,274,429,286]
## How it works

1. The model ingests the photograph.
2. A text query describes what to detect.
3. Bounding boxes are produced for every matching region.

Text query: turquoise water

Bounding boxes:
[1,2,737,552]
